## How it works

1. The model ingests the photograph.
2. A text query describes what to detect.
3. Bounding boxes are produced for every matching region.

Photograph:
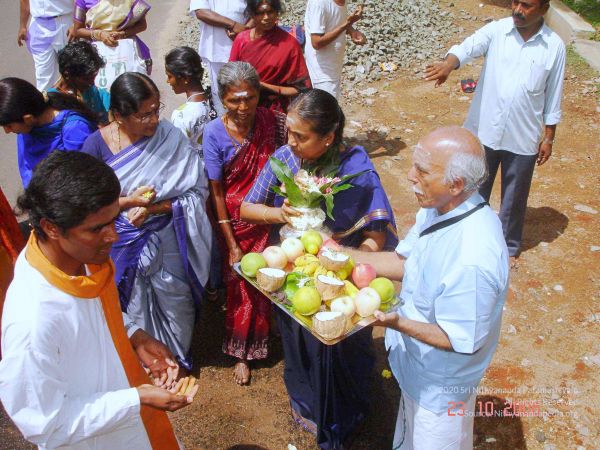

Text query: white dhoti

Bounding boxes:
[202,58,226,116]
[311,78,341,100]
[393,392,476,450]
[27,14,71,91]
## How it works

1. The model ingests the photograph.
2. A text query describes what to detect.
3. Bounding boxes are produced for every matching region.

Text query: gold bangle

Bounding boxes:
[218,219,231,224]
[262,208,269,224]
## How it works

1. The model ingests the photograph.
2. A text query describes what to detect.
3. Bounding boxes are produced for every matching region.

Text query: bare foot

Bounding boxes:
[233,360,250,385]
[509,256,519,269]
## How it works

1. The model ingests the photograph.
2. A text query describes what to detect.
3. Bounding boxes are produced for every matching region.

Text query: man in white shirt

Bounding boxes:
[304,0,366,99]
[17,0,72,90]
[0,151,197,449]
[347,127,509,449]
[190,0,248,115]
[424,0,565,266]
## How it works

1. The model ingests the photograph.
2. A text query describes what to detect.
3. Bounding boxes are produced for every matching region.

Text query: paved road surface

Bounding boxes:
[0,1,190,448]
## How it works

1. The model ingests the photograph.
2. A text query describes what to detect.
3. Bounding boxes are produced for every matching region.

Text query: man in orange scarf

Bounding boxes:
[0,151,196,449]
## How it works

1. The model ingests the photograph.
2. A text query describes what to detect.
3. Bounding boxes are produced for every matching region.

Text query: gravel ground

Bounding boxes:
[176,0,460,95]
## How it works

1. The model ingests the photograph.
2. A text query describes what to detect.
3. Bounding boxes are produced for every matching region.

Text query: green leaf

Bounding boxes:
[325,195,335,220]
[337,170,368,185]
[283,272,309,299]
[269,157,306,206]
[329,183,353,195]
[271,185,284,197]
[305,190,325,208]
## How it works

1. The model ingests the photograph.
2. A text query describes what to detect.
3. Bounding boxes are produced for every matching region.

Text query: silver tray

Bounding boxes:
[233,263,399,345]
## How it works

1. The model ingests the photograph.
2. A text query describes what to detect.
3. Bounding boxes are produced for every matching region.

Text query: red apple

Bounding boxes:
[352,263,377,289]
[319,238,342,255]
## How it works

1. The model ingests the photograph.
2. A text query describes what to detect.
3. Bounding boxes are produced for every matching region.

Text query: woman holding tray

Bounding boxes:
[240,88,398,449]
[203,61,287,385]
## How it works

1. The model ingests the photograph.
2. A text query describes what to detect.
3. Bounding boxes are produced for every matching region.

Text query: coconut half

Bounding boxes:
[315,275,346,300]
[318,249,350,271]
[312,311,346,340]
[256,268,286,292]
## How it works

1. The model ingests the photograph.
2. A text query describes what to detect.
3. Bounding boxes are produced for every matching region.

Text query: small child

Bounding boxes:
[166,46,221,300]
[165,46,216,157]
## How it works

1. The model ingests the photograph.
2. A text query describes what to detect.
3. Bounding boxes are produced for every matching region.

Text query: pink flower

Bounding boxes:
[325,187,333,194]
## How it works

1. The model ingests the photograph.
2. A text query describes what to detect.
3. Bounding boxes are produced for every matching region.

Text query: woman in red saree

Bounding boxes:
[203,62,287,384]
[229,0,310,113]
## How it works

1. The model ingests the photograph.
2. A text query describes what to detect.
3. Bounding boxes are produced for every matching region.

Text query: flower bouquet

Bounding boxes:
[269,156,364,239]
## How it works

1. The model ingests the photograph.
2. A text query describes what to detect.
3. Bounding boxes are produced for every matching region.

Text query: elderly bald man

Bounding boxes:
[346,126,509,449]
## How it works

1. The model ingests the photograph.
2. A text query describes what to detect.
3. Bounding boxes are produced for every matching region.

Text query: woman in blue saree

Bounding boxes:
[240,89,398,449]
[0,77,97,187]
[81,72,212,371]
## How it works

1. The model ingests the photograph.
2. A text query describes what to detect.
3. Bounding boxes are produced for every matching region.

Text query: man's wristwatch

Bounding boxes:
[542,138,554,145]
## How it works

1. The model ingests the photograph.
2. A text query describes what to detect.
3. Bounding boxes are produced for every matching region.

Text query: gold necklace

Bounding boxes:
[223,114,247,153]
[111,122,122,152]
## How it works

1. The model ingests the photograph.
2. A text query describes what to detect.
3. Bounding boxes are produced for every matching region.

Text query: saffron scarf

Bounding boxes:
[25,233,179,449]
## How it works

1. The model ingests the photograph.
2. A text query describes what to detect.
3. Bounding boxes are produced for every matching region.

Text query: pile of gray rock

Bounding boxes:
[177,0,459,92]
[280,0,455,86]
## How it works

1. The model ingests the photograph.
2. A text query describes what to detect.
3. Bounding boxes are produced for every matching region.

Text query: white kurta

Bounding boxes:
[448,17,565,155]
[0,252,151,450]
[386,193,509,413]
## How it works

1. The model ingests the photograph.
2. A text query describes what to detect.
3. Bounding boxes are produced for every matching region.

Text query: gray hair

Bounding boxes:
[444,145,488,193]
[217,61,261,101]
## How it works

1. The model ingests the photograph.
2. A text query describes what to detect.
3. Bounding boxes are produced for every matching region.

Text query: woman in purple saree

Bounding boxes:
[82,73,211,370]
[240,90,398,449]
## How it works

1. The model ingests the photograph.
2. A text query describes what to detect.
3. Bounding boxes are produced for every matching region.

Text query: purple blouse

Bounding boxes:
[202,117,240,181]
[80,129,114,162]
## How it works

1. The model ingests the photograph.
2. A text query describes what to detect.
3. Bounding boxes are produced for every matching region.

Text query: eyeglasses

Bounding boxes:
[133,102,165,123]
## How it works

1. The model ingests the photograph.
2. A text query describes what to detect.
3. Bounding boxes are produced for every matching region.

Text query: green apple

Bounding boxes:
[292,286,322,316]
[301,230,323,255]
[240,252,267,277]
[369,277,395,303]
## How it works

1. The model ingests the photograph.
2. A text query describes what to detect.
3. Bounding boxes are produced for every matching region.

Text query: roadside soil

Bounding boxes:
[1,1,598,449]
[171,1,600,448]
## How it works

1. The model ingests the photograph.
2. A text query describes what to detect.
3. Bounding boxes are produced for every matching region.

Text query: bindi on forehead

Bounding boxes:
[257,1,273,11]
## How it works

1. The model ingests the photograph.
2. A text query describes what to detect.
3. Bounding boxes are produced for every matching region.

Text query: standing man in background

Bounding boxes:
[424,0,565,267]
[17,0,72,91]
[190,0,248,115]
[304,0,367,99]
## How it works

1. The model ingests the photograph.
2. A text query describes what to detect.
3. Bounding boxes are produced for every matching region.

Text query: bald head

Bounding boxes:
[417,126,487,194]
[419,126,484,160]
